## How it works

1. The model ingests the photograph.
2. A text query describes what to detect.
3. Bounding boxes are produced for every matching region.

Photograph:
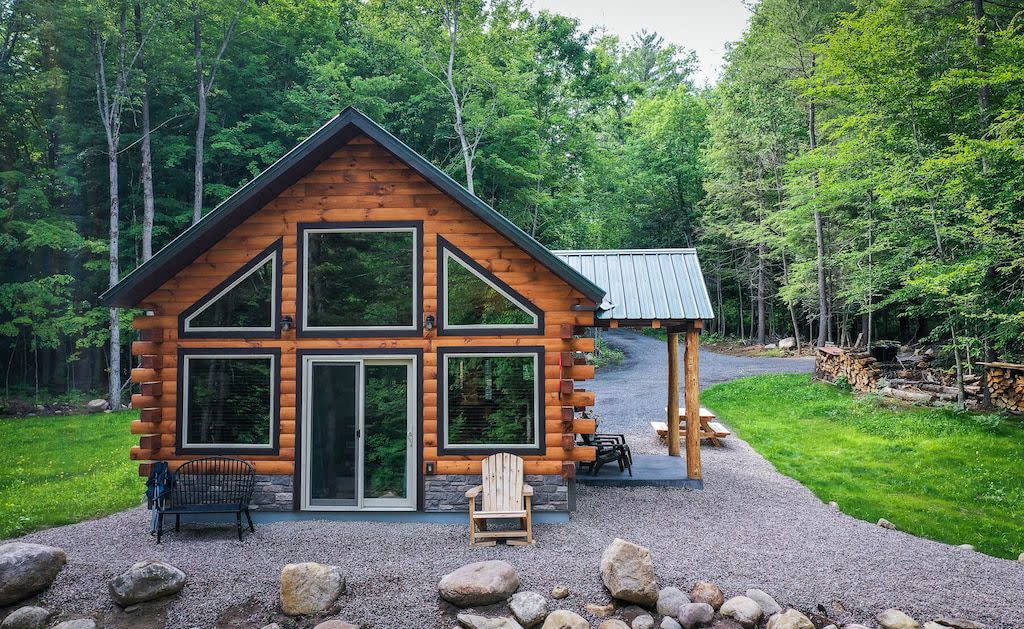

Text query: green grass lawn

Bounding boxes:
[0,410,141,540]
[703,374,1024,559]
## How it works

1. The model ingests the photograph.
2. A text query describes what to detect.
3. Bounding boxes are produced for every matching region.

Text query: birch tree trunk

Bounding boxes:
[135,1,154,260]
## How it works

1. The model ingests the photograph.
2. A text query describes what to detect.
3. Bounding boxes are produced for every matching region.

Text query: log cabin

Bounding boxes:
[102,108,713,516]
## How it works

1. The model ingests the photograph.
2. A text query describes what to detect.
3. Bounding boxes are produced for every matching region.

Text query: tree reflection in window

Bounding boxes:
[185,357,272,446]
[446,355,536,446]
[363,364,408,498]
[445,254,535,327]
[187,257,273,329]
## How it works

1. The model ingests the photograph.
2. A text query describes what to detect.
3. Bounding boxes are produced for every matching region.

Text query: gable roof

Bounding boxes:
[101,107,606,307]
[553,249,715,322]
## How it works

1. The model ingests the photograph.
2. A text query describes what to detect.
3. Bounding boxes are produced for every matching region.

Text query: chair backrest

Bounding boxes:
[170,456,256,507]
[480,452,524,513]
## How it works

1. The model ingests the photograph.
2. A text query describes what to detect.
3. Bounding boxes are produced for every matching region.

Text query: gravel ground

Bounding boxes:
[9,330,1024,628]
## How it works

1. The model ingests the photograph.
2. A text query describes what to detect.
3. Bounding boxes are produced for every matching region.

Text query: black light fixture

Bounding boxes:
[425,314,435,331]
[279,314,294,332]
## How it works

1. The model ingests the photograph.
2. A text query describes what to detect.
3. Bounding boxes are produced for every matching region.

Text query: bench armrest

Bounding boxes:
[522,484,534,497]
[465,485,483,498]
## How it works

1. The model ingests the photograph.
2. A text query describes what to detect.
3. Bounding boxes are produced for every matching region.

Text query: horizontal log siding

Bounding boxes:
[131,133,596,481]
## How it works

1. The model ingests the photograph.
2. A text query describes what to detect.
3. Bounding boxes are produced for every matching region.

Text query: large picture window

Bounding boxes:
[439,348,543,454]
[300,223,421,335]
[179,351,279,453]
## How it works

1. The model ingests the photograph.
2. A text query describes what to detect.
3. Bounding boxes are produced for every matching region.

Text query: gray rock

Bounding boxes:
[956,544,975,551]
[632,615,656,629]
[828,501,839,510]
[843,625,871,629]
[877,518,897,530]
[778,337,797,350]
[109,559,186,606]
[766,609,814,629]
[599,621,631,629]
[932,618,986,629]
[923,624,945,629]
[677,603,714,629]
[457,614,524,629]
[86,399,108,413]
[657,587,690,616]
[719,596,763,628]
[438,560,520,608]
[764,343,777,349]
[51,622,96,629]
[745,589,781,617]
[541,610,588,629]
[585,603,615,617]
[689,582,724,610]
[0,543,67,606]
[280,562,346,616]
[510,591,549,628]
[600,538,658,606]
[1018,552,1024,562]
[661,618,682,629]
[709,621,744,629]
[877,609,920,629]
[259,625,282,629]
[312,621,359,629]
[552,585,570,599]
[0,607,51,629]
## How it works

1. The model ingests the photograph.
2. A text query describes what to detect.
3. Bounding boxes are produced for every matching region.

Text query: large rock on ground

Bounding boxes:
[0,607,51,629]
[509,591,549,628]
[457,614,524,629]
[0,543,67,606]
[657,587,690,616]
[599,621,631,629]
[541,610,588,629]
[312,622,358,629]
[632,614,655,629]
[932,618,985,629]
[438,560,520,607]
[85,399,108,413]
[280,562,346,616]
[719,596,763,628]
[689,582,724,610]
[51,621,96,629]
[877,609,920,629]
[778,337,797,350]
[745,589,781,617]
[766,609,814,629]
[108,560,186,605]
[600,538,658,606]
[661,618,682,629]
[677,602,714,629]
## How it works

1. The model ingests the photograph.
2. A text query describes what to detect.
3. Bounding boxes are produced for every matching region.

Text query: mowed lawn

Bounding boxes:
[0,410,141,540]
[703,374,1024,559]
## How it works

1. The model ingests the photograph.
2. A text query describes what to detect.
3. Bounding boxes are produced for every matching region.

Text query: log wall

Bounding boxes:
[130,133,598,487]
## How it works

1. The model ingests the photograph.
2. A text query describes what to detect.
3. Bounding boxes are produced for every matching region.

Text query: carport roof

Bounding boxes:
[552,249,715,324]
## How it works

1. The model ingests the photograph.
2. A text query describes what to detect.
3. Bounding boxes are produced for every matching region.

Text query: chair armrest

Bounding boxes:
[522,484,534,497]
[465,485,483,498]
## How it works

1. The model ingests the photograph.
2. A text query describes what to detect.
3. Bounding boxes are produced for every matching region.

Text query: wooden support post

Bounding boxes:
[684,321,702,479]
[667,331,681,457]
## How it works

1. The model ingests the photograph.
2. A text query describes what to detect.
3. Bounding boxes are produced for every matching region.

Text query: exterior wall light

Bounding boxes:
[279,315,294,332]
[425,314,435,331]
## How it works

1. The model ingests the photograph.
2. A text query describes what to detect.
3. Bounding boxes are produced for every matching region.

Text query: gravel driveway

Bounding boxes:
[9,330,1023,628]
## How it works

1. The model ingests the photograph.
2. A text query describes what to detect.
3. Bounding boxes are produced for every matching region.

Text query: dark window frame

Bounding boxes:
[177,239,283,339]
[437,346,546,456]
[437,236,544,336]
[296,221,424,338]
[175,347,282,456]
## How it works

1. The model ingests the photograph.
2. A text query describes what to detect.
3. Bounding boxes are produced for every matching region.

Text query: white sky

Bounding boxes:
[529,0,754,85]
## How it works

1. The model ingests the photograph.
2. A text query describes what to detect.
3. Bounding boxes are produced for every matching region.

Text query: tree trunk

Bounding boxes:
[107,147,122,409]
[808,100,828,347]
[756,242,766,345]
[135,2,154,260]
[192,1,206,224]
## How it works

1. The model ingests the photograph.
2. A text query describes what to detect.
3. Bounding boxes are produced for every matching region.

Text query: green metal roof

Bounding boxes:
[101,107,606,307]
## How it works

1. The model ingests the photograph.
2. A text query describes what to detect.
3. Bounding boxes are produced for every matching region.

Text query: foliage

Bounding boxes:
[703,374,1024,559]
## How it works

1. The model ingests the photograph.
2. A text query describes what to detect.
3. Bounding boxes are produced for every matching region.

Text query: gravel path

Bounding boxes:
[9,330,1023,628]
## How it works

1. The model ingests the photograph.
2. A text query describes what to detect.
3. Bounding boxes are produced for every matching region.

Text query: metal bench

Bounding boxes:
[153,456,256,543]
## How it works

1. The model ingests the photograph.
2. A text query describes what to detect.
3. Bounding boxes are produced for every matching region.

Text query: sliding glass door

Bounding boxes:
[301,356,416,510]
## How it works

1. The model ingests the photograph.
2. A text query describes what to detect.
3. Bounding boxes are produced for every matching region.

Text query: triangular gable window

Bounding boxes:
[180,240,281,337]
[440,238,542,334]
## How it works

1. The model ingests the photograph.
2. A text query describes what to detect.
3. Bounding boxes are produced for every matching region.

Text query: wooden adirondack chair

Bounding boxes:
[465,452,534,546]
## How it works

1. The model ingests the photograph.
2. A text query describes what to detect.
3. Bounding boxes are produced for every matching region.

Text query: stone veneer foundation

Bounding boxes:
[424,474,571,512]
[251,475,295,511]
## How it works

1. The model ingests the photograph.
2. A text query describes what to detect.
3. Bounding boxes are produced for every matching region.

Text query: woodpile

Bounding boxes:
[981,362,1024,414]
[814,346,880,391]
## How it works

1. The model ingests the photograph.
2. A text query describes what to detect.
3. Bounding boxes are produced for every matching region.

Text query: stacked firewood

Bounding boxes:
[982,363,1024,414]
[814,346,880,391]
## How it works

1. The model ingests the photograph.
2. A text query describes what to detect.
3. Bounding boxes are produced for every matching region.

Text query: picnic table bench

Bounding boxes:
[651,406,730,447]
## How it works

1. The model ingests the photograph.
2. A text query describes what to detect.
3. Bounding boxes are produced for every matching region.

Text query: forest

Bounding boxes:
[1,0,1023,406]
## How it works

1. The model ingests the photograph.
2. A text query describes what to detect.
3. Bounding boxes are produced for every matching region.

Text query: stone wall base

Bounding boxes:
[251,474,294,511]
[424,474,570,512]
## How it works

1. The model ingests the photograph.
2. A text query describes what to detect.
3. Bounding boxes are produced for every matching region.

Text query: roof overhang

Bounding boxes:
[102,107,606,307]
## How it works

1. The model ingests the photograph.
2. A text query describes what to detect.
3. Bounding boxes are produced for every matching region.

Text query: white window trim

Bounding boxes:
[301,227,419,332]
[442,351,541,450]
[181,353,276,450]
[183,252,277,333]
[442,249,539,330]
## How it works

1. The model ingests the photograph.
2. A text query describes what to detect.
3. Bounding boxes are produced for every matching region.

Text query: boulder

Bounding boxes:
[677,603,714,629]
[109,560,186,606]
[280,562,346,616]
[599,621,631,629]
[86,399,108,413]
[657,587,690,616]
[312,622,359,629]
[877,518,897,530]
[778,337,797,350]
[719,596,762,628]
[932,619,985,629]
[764,344,777,350]
[766,609,814,629]
[745,589,781,617]
[0,607,51,629]
[923,624,945,629]
[510,591,549,628]
[457,614,524,629]
[689,582,724,610]
[1018,552,1024,562]
[600,539,658,606]
[632,615,656,629]
[552,585,570,599]
[438,560,519,608]
[541,610,588,629]
[51,622,96,629]
[661,618,682,629]
[0,543,67,606]
[876,609,920,629]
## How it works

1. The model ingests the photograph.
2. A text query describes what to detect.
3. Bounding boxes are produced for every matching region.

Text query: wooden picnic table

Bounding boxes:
[651,406,731,447]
